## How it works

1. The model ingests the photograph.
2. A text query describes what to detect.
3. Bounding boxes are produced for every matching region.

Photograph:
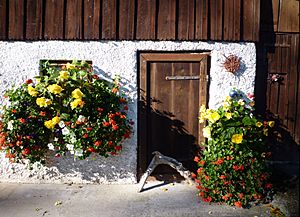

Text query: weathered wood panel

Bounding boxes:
[65,0,82,39]
[44,0,64,39]
[8,0,24,39]
[83,0,101,39]
[136,0,156,40]
[243,0,260,41]
[0,0,262,41]
[265,34,299,143]
[195,0,208,40]
[119,0,135,39]
[26,0,43,39]
[177,0,194,40]
[223,0,240,41]
[209,0,223,40]
[102,0,117,39]
[0,0,7,39]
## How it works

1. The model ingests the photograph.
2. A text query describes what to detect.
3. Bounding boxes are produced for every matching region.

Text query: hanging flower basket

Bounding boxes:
[0,60,132,164]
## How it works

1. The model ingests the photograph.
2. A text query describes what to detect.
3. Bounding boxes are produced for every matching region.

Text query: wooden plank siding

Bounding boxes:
[0,0,261,41]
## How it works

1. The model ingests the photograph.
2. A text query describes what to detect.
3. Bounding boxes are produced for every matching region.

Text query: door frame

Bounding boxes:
[137,52,210,180]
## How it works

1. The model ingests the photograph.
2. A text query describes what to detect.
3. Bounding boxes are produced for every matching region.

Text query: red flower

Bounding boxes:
[191,173,197,178]
[239,165,244,171]
[22,147,30,155]
[112,124,119,131]
[196,185,202,190]
[97,108,104,112]
[205,175,209,181]
[25,79,33,84]
[55,153,61,158]
[120,114,126,119]
[220,175,226,179]
[224,181,231,185]
[76,120,83,125]
[18,118,26,124]
[82,134,89,139]
[222,195,228,201]
[119,98,127,103]
[194,156,200,162]
[124,131,131,139]
[199,191,205,197]
[87,147,95,153]
[195,179,201,183]
[265,183,272,189]
[112,87,118,93]
[197,168,203,174]
[234,201,243,208]
[199,160,205,166]
[109,113,116,119]
[206,196,212,202]
[123,105,128,110]
[213,158,224,165]
[108,141,113,146]
[115,146,122,151]
[39,111,46,116]
[11,109,17,113]
[238,193,244,199]
[103,122,110,127]
[92,75,99,80]
[86,127,93,131]
[226,156,232,160]
[94,140,102,147]
[110,151,116,155]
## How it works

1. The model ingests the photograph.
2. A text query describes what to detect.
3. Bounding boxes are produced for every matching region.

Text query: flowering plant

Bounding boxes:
[193,89,273,208]
[0,60,132,164]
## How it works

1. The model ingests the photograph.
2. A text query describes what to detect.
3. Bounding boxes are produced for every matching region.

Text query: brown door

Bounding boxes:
[138,53,209,178]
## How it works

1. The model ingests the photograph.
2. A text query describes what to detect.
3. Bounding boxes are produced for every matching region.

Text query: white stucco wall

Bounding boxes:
[0,41,256,184]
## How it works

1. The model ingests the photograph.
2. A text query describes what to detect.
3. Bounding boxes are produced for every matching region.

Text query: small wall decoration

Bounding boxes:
[222,54,241,74]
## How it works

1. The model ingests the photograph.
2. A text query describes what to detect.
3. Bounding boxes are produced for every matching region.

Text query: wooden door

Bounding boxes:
[138,53,209,178]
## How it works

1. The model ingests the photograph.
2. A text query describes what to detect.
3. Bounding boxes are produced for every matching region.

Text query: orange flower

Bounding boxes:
[222,195,228,201]
[191,173,197,178]
[82,134,89,138]
[103,122,110,127]
[86,127,93,131]
[94,140,102,147]
[213,158,224,165]
[18,118,26,124]
[199,160,205,166]
[76,120,82,125]
[87,147,95,153]
[12,109,17,113]
[194,156,200,162]
[112,124,119,131]
[220,175,226,179]
[65,121,71,126]
[234,201,243,208]
[112,87,118,93]
[238,193,244,199]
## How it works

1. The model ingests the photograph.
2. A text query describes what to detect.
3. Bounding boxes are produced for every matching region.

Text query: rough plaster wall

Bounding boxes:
[0,41,256,184]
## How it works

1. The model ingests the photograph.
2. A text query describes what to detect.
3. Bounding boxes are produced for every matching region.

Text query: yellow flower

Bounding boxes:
[36,97,52,107]
[225,112,232,119]
[44,120,54,129]
[225,96,231,102]
[203,126,211,138]
[200,105,206,113]
[27,85,38,97]
[263,128,268,136]
[72,88,84,99]
[249,101,255,107]
[70,98,84,110]
[231,134,243,144]
[208,112,220,123]
[268,121,275,128]
[35,78,41,84]
[256,121,263,127]
[52,116,61,125]
[223,102,230,111]
[66,62,76,70]
[58,71,69,81]
[47,84,63,94]
[44,116,61,129]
